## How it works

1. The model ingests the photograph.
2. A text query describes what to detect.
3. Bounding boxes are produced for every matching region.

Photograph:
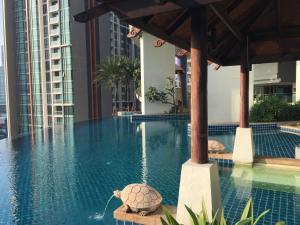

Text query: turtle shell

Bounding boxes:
[120,184,162,209]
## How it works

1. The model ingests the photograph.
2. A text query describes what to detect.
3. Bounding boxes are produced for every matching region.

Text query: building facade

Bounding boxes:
[3,0,137,138]
[253,62,296,103]
[0,66,7,140]
[0,66,5,115]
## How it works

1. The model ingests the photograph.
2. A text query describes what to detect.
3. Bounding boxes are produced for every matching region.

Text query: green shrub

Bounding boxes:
[160,198,285,225]
[249,97,300,122]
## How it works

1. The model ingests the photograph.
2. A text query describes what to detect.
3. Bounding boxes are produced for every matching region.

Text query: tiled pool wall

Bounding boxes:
[188,123,279,136]
[279,126,300,135]
[131,114,190,122]
[116,221,141,225]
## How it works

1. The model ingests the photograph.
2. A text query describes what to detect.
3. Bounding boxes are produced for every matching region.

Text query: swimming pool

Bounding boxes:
[210,130,300,158]
[0,118,299,225]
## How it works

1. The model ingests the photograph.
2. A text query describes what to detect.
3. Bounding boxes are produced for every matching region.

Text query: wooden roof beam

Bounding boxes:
[127,18,190,51]
[212,0,272,62]
[209,4,244,42]
[166,9,190,35]
[276,0,281,33]
[153,9,190,47]
[74,2,110,23]
[248,27,300,41]
[209,0,242,28]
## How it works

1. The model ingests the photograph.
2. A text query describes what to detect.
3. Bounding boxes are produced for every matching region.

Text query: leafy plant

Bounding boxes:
[249,96,300,122]
[160,198,285,225]
[145,76,180,113]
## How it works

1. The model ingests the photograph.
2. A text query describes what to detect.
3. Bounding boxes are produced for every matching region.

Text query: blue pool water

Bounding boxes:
[210,130,300,158]
[0,118,299,225]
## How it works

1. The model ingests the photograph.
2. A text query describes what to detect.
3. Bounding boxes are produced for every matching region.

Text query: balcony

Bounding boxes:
[50,17,59,24]
[53,98,63,104]
[51,28,60,36]
[51,52,61,59]
[50,40,60,47]
[52,64,61,71]
[53,111,63,116]
[49,4,59,12]
[254,93,296,104]
[52,87,62,93]
[52,76,62,82]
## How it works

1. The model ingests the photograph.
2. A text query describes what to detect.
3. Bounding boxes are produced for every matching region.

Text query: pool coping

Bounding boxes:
[209,153,300,168]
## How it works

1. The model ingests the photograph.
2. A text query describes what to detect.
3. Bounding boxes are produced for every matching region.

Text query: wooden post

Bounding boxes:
[190,7,208,164]
[240,44,249,128]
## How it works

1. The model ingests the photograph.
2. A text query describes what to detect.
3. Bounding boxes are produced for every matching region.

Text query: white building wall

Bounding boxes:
[140,33,175,114]
[140,32,253,122]
[208,66,254,123]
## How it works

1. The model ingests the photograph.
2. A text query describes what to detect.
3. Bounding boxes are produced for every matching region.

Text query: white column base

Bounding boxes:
[233,127,254,164]
[296,147,300,159]
[176,160,222,224]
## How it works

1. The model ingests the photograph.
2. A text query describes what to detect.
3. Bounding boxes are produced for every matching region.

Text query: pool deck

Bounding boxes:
[255,157,300,168]
[209,153,300,168]
[114,205,176,225]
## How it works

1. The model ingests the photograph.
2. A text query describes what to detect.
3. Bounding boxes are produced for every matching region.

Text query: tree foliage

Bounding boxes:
[96,56,140,113]
[250,96,300,122]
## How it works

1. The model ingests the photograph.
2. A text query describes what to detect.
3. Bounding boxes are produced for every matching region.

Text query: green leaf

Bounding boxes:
[240,198,252,220]
[162,206,181,225]
[253,209,270,225]
[211,209,219,225]
[185,205,199,225]
[275,221,285,225]
[201,200,209,222]
[161,217,170,225]
[196,213,205,225]
[219,210,227,225]
[234,218,252,225]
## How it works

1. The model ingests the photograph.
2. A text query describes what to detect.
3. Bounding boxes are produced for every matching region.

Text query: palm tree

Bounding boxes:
[121,57,140,111]
[96,57,124,114]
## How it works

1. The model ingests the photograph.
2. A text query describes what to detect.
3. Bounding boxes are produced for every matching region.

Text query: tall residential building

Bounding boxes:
[0,66,6,115]
[3,0,138,138]
[0,66,7,139]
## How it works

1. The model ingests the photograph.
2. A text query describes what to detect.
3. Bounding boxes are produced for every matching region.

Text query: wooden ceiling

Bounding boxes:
[74,0,300,66]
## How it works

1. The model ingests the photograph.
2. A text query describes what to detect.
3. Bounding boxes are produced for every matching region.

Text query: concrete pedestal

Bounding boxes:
[296,147,300,159]
[176,161,222,224]
[233,127,254,164]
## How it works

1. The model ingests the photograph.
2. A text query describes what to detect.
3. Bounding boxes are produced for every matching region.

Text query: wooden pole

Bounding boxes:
[240,44,249,128]
[190,7,208,164]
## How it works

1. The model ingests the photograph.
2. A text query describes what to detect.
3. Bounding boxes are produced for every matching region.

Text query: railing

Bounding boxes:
[52,64,61,71]
[254,93,296,103]
[53,111,63,116]
[53,99,63,104]
[50,40,60,47]
[51,28,60,36]
[52,88,62,93]
[49,4,59,12]
[52,76,62,82]
[51,52,61,59]
[50,17,59,24]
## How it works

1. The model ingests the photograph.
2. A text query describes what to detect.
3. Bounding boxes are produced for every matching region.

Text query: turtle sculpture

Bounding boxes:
[208,140,225,154]
[113,183,162,216]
